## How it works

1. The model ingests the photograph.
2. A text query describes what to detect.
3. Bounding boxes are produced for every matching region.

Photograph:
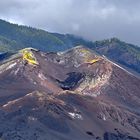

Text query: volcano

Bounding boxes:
[0,46,140,140]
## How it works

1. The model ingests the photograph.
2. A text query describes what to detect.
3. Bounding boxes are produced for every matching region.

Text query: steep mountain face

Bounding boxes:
[91,38,140,73]
[0,47,139,140]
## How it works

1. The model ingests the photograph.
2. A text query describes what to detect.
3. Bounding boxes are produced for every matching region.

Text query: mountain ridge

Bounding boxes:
[0,47,140,140]
[0,19,92,52]
[0,19,140,74]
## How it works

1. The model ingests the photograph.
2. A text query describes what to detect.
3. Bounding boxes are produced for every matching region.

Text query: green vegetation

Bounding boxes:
[0,19,140,73]
[0,19,92,52]
[0,35,23,52]
[91,38,140,73]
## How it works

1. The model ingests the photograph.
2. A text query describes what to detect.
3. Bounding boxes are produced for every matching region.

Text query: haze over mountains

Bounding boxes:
[0,19,140,74]
[0,19,140,140]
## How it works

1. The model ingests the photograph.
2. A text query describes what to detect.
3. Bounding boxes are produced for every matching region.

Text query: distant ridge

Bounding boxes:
[0,19,140,73]
[0,19,92,52]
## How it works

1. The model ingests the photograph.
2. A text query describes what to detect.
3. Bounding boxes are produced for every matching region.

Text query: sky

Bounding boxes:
[0,0,140,45]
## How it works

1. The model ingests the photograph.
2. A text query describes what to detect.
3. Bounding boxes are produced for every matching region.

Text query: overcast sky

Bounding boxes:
[0,0,140,45]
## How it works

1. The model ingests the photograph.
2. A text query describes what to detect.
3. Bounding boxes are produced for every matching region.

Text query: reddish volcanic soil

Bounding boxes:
[0,47,140,140]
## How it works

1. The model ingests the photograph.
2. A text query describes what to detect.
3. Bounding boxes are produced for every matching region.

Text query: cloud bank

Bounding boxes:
[0,0,140,45]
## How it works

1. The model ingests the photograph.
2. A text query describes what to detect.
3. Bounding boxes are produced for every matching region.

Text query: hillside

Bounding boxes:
[0,19,140,73]
[0,19,92,52]
[90,38,140,73]
[0,47,139,140]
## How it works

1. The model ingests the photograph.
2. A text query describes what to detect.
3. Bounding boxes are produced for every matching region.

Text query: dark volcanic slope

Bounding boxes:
[0,46,140,140]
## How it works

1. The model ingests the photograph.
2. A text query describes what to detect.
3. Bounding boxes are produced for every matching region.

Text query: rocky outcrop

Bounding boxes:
[0,47,140,140]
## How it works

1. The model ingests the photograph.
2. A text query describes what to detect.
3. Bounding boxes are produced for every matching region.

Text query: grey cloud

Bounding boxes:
[0,0,140,45]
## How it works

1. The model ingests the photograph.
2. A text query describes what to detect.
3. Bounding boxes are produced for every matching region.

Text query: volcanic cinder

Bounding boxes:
[0,46,140,140]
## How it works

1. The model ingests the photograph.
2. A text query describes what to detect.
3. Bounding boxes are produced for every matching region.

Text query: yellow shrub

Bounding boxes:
[21,49,38,65]
[87,58,101,64]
